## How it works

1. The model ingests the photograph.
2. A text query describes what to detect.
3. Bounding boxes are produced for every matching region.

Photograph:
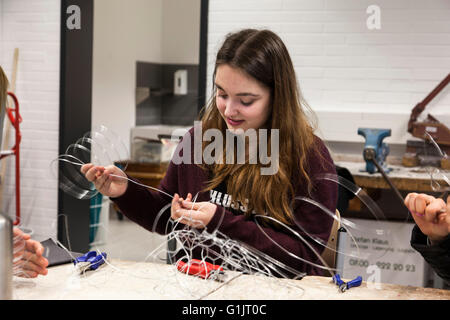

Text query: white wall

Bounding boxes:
[92,0,163,153]
[0,0,60,240]
[0,0,447,242]
[161,0,200,64]
[92,0,202,156]
[206,0,450,144]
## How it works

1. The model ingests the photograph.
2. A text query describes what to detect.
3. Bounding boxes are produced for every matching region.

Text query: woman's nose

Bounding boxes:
[224,100,238,118]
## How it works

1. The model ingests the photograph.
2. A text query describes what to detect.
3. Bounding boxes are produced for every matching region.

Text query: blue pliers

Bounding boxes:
[332,274,362,293]
[73,251,107,273]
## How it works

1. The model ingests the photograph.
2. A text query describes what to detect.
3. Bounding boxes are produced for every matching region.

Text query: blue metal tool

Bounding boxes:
[332,274,362,293]
[358,127,409,208]
[73,251,107,273]
[332,273,345,287]
[357,128,392,174]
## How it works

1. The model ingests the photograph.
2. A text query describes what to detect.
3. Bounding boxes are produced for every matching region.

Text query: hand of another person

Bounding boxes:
[404,193,450,243]
[171,193,217,229]
[13,227,48,278]
[81,163,128,198]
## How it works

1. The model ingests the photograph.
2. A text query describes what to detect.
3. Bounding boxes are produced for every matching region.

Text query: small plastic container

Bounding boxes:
[132,137,162,164]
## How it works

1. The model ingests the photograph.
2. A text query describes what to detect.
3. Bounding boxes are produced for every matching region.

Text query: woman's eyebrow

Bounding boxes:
[215,83,260,97]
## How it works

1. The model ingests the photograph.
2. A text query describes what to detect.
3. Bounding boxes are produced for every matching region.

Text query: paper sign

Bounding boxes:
[341,218,426,287]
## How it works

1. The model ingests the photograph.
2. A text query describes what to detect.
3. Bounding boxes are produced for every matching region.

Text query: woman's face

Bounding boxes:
[215,64,271,132]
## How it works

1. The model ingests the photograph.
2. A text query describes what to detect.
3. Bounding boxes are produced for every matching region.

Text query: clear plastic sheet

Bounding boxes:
[424,132,449,192]
[51,126,129,199]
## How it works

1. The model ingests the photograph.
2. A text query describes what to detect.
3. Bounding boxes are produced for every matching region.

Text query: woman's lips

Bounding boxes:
[227,118,244,126]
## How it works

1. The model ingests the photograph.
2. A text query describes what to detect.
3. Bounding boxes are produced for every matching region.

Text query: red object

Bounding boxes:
[176,259,224,279]
[0,92,22,225]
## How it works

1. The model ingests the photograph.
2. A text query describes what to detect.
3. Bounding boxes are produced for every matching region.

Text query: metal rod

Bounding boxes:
[370,157,408,210]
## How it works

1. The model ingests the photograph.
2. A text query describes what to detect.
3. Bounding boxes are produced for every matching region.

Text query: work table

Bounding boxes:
[334,160,448,192]
[12,260,450,300]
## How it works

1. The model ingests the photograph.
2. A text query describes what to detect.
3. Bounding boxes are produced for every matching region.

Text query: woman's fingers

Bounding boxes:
[414,197,428,215]
[181,201,199,210]
[81,163,106,183]
[406,193,434,215]
[96,168,111,190]
[171,193,181,219]
[18,258,48,277]
[11,229,49,278]
[437,212,447,223]
[80,163,94,175]
[172,193,199,218]
[100,177,113,194]
[25,238,44,256]
[84,165,128,198]
[405,193,417,212]
[21,233,31,241]
[181,199,205,211]
[21,249,48,267]
[87,167,114,192]
[424,198,446,223]
[13,227,23,238]
[14,267,38,279]
[172,195,195,219]
[175,207,198,218]
[174,207,204,228]
[15,249,48,278]
[84,166,105,182]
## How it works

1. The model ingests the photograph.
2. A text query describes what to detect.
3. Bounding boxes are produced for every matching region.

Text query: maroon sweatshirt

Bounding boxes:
[111,127,338,277]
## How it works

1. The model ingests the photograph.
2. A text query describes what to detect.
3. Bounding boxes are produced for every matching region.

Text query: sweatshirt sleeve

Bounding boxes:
[109,132,189,235]
[109,165,177,235]
[410,225,450,285]
[205,137,338,276]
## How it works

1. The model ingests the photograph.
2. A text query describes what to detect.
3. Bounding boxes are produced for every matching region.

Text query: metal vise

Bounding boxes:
[358,128,392,174]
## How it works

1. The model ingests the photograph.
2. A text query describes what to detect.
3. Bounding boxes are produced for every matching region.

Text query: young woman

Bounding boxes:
[82,29,338,277]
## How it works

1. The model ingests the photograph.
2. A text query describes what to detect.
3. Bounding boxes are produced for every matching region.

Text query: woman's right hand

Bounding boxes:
[81,163,128,198]
[405,193,449,243]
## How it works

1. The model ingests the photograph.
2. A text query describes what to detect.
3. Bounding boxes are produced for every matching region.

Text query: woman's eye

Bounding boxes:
[241,100,253,106]
[218,94,228,99]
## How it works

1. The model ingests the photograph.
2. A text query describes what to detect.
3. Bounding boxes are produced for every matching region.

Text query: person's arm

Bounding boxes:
[410,224,450,284]
[110,165,177,234]
[13,227,48,278]
[108,130,194,235]
[404,193,450,243]
[82,162,175,234]
[405,193,450,284]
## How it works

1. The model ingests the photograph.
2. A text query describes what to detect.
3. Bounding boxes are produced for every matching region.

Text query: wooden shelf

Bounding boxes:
[115,161,169,188]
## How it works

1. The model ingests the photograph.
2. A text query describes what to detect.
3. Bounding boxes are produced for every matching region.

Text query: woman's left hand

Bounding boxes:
[13,227,49,278]
[171,193,217,229]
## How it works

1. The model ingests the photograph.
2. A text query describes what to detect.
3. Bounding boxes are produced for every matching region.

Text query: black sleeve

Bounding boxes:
[410,225,450,285]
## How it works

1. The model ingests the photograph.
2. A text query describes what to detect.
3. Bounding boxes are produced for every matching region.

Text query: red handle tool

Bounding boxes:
[176,259,224,280]
[2,92,22,225]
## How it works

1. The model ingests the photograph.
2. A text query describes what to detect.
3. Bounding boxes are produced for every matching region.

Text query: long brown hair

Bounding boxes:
[199,29,319,226]
[0,66,9,116]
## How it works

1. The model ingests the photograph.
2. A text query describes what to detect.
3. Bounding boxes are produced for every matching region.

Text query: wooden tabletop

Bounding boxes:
[335,160,449,192]
[12,260,450,300]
